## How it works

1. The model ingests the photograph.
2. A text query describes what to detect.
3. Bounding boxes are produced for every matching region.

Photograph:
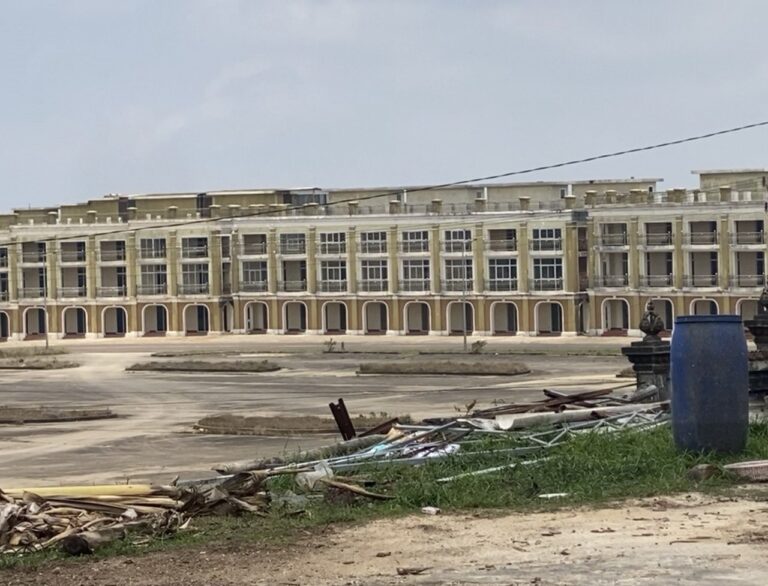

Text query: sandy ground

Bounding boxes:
[0,335,629,487]
[4,492,768,585]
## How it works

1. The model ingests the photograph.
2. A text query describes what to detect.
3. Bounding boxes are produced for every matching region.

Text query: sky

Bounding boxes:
[2,0,768,209]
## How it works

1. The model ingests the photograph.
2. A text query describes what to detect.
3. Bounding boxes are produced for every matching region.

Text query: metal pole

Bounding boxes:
[43,249,49,350]
[462,234,468,352]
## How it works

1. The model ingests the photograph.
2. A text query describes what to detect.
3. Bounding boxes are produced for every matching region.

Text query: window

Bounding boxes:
[242,234,267,255]
[321,260,347,282]
[444,229,472,252]
[140,238,166,259]
[0,247,8,268]
[181,237,208,258]
[181,263,209,294]
[532,228,562,251]
[488,259,517,281]
[319,232,346,254]
[140,264,167,294]
[220,235,231,258]
[243,261,268,283]
[280,233,306,254]
[534,258,563,280]
[360,231,387,253]
[361,260,388,281]
[445,259,473,281]
[401,230,429,253]
[0,272,8,300]
[403,259,430,280]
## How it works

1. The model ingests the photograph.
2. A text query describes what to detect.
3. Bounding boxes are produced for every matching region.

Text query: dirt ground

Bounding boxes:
[4,492,768,585]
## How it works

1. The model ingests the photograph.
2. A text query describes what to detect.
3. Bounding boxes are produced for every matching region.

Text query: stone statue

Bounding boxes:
[639,300,665,342]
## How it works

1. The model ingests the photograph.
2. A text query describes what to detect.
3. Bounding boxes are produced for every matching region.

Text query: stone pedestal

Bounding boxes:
[744,315,768,396]
[621,340,671,400]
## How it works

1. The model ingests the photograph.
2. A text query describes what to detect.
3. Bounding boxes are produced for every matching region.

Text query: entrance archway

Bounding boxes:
[363,301,388,334]
[738,299,759,322]
[183,304,209,334]
[601,298,630,333]
[535,301,563,336]
[323,302,348,334]
[245,301,269,333]
[102,306,128,336]
[648,298,674,335]
[691,298,718,316]
[0,311,9,340]
[220,302,234,333]
[142,304,168,336]
[283,301,307,333]
[23,307,47,338]
[447,301,474,335]
[404,301,430,335]
[62,306,87,337]
[491,302,518,335]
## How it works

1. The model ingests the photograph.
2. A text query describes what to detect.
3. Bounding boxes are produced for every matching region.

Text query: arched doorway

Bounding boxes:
[363,301,388,335]
[649,298,674,335]
[142,304,168,336]
[535,301,563,336]
[24,307,47,338]
[447,301,474,335]
[323,302,348,334]
[0,311,9,340]
[601,298,630,334]
[183,304,209,335]
[577,301,590,335]
[404,301,430,335]
[491,302,518,335]
[103,306,128,337]
[245,301,268,334]
[62,306,87,337]
[738,299,759,321]
[691,299,718,316]
[220,302,234,333]
[283,301,307,333]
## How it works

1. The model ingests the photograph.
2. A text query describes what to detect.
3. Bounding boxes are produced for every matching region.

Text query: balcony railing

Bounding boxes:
[0,290,8,302]
[486,279,518,292]
[137,283,168,295]
[530,239,562,252]
[279,280,307,292]
[730,275,765,288]
[140,248,167,260]
[683,274,718,287]
[399,241,429,253]
[486,239,517,252]
[642,275,673,287]
[241,243,268,255]
[59,250,86,263]
[319,280,348,292]
[359,242,387,254]
[240,281,268,293]
[443,241,472,253]
[318,243,347,255]
[732,232,765,245]
[530,277,563,291]
[178,283,209,295]
[0,256,7,269]
[180,246,208,259]
[597,275,629,287]
[599,233,628,247]
[644,233,673,246]
[442,279,473,292]
[19,287,45,298]
[358,279,388,292]
[400,278,430,292]
[98,285,128,297]
[21,252,46,263]
[683,232,718,245]
[58,286,87,298]
[99,249,127,262]
[279,242,306,255]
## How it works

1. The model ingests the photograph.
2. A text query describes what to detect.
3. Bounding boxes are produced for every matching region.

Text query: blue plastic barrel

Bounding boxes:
[670,314,748,453]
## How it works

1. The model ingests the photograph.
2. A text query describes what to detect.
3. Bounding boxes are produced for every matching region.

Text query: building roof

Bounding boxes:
[692,168,768,175]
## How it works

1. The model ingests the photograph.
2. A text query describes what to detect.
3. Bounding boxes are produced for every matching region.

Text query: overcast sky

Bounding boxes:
[2,1,767,209]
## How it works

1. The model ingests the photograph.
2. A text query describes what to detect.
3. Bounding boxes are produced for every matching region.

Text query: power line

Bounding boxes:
[0,119,766,249]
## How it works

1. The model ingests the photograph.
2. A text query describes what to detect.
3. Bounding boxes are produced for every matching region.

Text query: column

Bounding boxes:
[430,224,441,294]
[8,237,18,301]
[347,226,357,294]
[673,216,684,289]
[517,222,529,293]
[388,226,399,294]
[564,222,579,292]
[628,217,640,289]
[307,227,317,294]
[718,215,730,290]
[267,229,278,294]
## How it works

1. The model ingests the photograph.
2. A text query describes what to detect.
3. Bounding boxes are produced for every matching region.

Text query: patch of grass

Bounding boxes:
[0,357,79,370]
[126,360,281,373]
[0,347,68,359]
[357,360,530,376]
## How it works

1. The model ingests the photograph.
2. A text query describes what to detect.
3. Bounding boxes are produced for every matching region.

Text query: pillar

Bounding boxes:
[673,216,684,289]
[628,217,640,289]
[517,222,529,293]
[718,215,730,290]
[388,225,399,294]
[307,227,317,294]
[347,226,358,294]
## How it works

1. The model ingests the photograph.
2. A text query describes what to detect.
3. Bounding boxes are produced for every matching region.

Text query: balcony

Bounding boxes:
[641,275,673,287]
[319,280,348,292]
[279,280,307,292]
[180,246,208,259]
[98,285,128,297]
[530,278,563,291]
[443,241,472,253]
[644,233,673,246]
[318,243,346,255]
[400,278,430,292]
[732,232,764,246]
[59,250,86,263]
[486,239,517,252]
[21,252,46,263]
[358,280,388,292]
[599,233,628,247]
[242,243,268,255]
[442,279,473,292]
[137,283,168,295]
[359,242,387,254]
[399,241,429,253]
[597,275,629,287]
[0,257,7,269]
[240,281,268,293]
[486,279,518,292]
[730,275,764,288]
[683,232,718,245]
[140,249,167,260]
[683,274,718,287]
[178,283,209,295]
[530,239,562,252]
[0,291,8,302]
[19,287,45,299]
[58,286,87,298]
[279,242,306,255]
[99,250,127,262]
